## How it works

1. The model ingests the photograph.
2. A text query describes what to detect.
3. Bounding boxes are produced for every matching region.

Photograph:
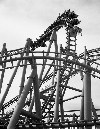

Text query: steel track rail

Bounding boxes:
[0,55,100,74]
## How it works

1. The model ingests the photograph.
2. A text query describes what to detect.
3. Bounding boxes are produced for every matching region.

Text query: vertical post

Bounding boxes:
[84,63,92,129]
[79,46,87,129]
[80,88,84,129]
[54,44,61,122]
[79,47,97,129]
[0,43,7,93]
[19,38,30,96]
[84,46,86,65]
[33,67,42,118]
[60,98,64,122]
[59,45,64,123]
[52,39,58,85]
[80,89,84,120]
[80,46,86,122]
[7,69,36,129]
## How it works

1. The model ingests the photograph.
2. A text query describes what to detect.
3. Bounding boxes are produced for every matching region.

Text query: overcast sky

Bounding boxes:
[0,0,100,121]
[0,0,100,51]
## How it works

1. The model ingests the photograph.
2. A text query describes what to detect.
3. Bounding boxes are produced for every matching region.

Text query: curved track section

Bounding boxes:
[0,10,100,129]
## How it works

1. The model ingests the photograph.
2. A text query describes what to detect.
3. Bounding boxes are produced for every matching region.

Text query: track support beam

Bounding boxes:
[33,68,42,118]
[84,64,92,129]
[7,69,36,129]
[54,44,61,123]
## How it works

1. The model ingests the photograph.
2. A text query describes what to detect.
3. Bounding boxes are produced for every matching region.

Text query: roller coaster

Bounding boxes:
[0,9,100,129]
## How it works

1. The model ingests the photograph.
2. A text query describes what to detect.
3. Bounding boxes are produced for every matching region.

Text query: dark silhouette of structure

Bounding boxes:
[0,10,100,129]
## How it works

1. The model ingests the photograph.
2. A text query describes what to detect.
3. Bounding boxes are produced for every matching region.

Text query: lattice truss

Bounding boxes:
[0,10,100,129]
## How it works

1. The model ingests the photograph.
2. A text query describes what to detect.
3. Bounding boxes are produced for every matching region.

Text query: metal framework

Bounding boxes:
[0,10,100,129]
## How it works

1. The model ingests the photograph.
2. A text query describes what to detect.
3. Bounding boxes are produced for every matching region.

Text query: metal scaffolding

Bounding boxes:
[0,10,100,129]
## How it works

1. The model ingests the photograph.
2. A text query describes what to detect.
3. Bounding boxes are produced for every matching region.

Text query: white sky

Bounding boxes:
[0,0,100,125]
[0,0,100,51]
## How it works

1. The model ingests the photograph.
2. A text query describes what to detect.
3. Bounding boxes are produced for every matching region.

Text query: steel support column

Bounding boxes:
[80,89,84,120]
[19,39,30,96]
[78,60,98,126]
[7,69,36,129]
[79,46,86,129]
[0,43,7,93]
[54,44,61,122]
[54,66,60,122]
[33,69,42,118]
[84,64,92,129]
[60,98,64,122]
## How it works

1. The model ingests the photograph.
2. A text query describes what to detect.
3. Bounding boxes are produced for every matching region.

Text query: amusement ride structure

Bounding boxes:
[0,10,100,129]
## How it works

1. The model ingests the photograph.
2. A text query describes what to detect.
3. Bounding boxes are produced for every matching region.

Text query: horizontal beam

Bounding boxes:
[40,85,55,94]
[61,84,82,92]
[16,120,100,128]
[62,94,81,102]
[0,55,100,75]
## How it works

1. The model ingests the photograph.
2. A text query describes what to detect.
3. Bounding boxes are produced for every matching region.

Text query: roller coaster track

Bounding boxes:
[0,10,100,129]
[0,10,81,57]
